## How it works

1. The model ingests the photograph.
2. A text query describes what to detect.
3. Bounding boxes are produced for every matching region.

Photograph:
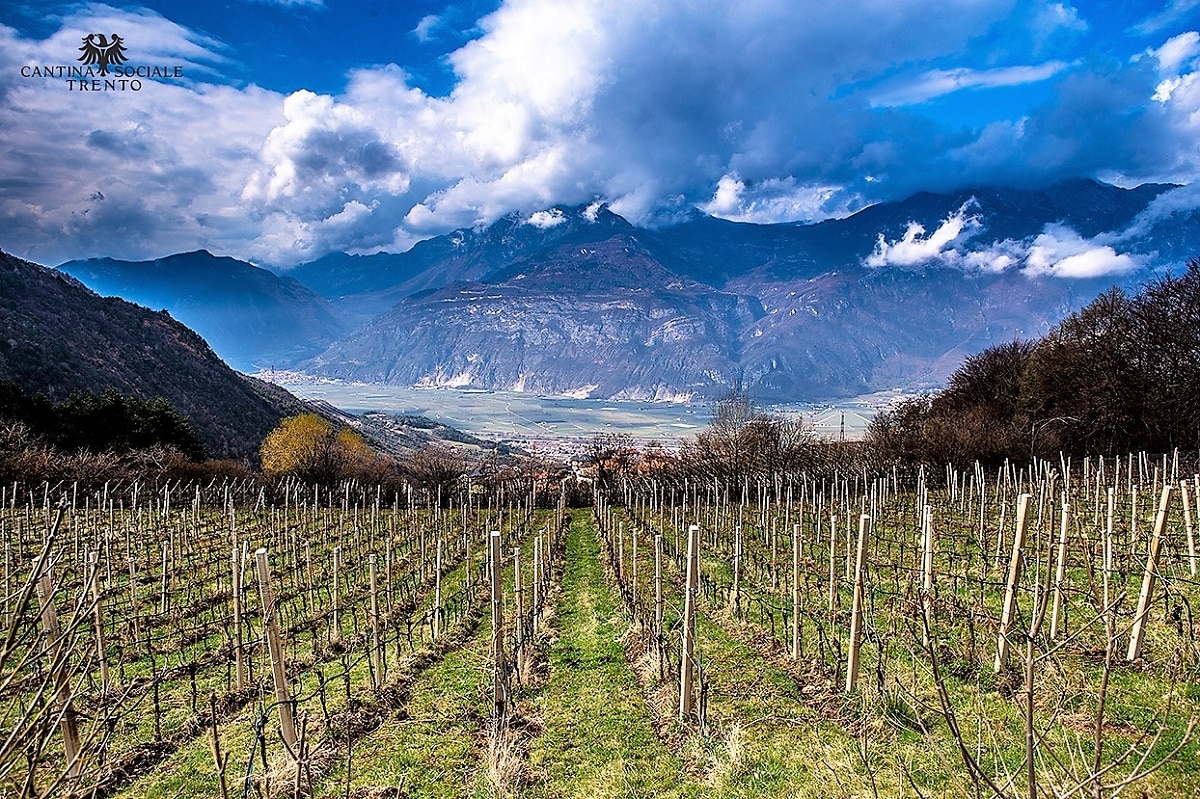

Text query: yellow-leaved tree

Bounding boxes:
[260,413,375,482]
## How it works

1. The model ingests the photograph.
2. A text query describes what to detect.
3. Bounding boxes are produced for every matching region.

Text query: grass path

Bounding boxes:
[523,514,693,799]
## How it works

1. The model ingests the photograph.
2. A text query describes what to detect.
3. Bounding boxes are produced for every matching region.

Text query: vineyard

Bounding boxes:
[4,455,1200,798]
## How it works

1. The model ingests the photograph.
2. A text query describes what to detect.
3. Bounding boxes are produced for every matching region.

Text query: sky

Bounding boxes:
[0,0,1196,267]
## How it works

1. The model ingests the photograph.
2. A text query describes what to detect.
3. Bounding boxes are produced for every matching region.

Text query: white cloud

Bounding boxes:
[702,174,850,224]
[413,14,441,42]
[1133,0,1200,35]
[525,208,565,228]
[872,62,1071,107]
[1024,225,1139,277]
[865,202,982,267]
[1,0,1197,266]
[0,8,283,264]
[866,209,1139,279]
[1031,2,1087,51]
[1149,30,1200,73]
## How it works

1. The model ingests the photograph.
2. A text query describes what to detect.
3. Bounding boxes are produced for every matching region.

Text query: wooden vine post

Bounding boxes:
[995,493,1032,672]
[127,556,142,645]
[231,544,245,690]
[791,522,801,660]
[732,524,742,612]
[434,539,444,638]
[679,524,700,721]
[331,545,342,641]
[920,505,934,646]
[35,559,82,778]
[1182,479,1196,578]
[827,514,838,614]
[1049,502,1069,640]
[845,513,870,693]
[369,553,382,686]
[89,550,110,692]
[631,525,639,617]
[489,531,506,726]
[654,533,664,635]
[1127,485,1174,662]
[255,548,297,753]
[533,534,542,624]
[514,545,525,678]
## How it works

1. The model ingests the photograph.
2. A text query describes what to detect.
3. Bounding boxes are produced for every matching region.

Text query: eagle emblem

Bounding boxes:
[77,33,129,76]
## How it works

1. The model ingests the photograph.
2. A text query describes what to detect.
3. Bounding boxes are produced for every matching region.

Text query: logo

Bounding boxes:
[19,32,185,91]
[77,34,129,76]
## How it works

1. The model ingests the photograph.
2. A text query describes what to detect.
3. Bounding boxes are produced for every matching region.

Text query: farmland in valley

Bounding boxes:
[270,380,884,449]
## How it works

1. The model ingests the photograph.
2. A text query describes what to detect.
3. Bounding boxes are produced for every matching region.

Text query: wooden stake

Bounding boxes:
[255,548,297,752]
[791,523,801,660]
[127,556,142,646]
[827,514,838,614]
[369,553,381,687]
[654,533,664,634]
[679,524,699,721]
[921,505,935,646]
[1127,485,1174,662]
[532,534,542,623]
[89,550,109,692]
[514,546,524,678]
[1050,502,1069,640]
[845,514,870,693]
[434,539,444,639]
[231,545,245,690]
[1182,478,1196,577]
[489,531,506,726]
[35,558,81,778]
[995,493,1032,672]
[732,524,742,612]
[331,545,342,641]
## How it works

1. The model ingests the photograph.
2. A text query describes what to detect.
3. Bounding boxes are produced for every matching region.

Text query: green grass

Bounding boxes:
[524,512,692,799]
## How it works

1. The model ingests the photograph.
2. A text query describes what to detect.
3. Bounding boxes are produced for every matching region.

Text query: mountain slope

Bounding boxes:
[58,250,350,371]
[284,204,642,318]
[0,249,310,459]
[290,180,1188,401]
[651,179,1177,287]
[302,231,762,399]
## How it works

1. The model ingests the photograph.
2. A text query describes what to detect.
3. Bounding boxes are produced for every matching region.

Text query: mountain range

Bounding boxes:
[55,179,1200,402]
[0,250,502,461]
[0,250,313,459]
[58,251,350,371]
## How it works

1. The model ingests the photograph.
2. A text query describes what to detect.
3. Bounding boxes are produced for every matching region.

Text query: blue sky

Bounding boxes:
[0,0,1196,266]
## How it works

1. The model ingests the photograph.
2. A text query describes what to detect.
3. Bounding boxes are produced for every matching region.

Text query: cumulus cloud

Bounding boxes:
[0,6,282,265]
[525,208,565,228]
[413,14,441,42]
[1152,30,1200,73]
[866,208,1140,278]
[1023,225,1139,277]
[702,175,852,223]
[865,202,983,267]
[1,1,1198,266]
